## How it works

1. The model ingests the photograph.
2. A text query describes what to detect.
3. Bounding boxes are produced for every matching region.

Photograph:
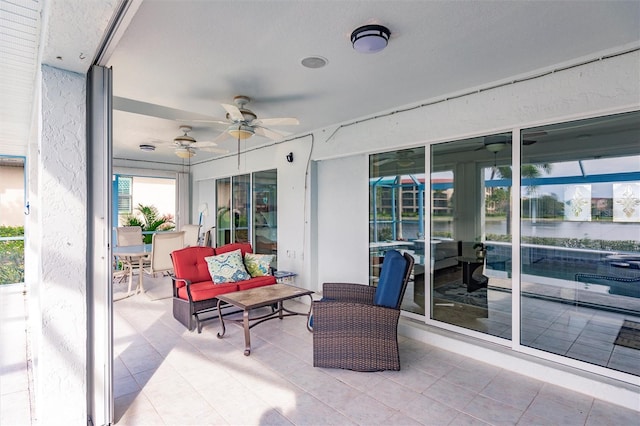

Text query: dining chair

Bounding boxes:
[116,226,144,246]
[181,224,201,247]
[143,231,185,278]
[114,226,146,289]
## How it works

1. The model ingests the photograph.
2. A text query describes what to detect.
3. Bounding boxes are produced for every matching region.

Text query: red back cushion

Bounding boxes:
[171,246,216,287]
[215,242,253,256]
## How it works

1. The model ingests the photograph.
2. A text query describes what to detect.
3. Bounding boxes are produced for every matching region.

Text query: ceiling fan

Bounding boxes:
[197,95,299,144]
[156,125,228,159]
[476,132,547,152]
[373,149,416,167]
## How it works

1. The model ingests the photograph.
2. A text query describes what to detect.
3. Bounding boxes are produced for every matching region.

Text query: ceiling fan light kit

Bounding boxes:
[175,147,195,158]
[485,141,506,153]
[228,124,255,140]
[351,24,390,53]
[483,135,509,153]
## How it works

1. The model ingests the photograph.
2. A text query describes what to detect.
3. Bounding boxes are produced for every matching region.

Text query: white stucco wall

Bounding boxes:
[192,51,640,296]
[37,65,87,425]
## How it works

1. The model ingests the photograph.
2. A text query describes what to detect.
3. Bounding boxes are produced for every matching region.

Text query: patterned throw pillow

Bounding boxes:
[205,249,250,284]
[244,253,274,277]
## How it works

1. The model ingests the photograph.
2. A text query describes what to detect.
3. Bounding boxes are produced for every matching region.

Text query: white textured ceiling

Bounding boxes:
[1,0,639,164]
[0,0,120,157]
[0,0,41,156]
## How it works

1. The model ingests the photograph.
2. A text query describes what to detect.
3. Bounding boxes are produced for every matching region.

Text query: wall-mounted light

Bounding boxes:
[351,24,391,54]
[286,152,294,163]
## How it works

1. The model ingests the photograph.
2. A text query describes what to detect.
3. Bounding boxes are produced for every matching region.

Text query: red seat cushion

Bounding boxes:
[237,275,277,291]
[171,246,216,288]
[215,242,253,256]
[177,281,239,302]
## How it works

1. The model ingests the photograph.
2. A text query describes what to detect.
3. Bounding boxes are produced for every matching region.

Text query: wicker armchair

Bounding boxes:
[312,250,414,372]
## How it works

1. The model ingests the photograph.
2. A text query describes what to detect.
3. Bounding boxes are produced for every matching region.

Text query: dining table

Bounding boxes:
[113,244,152,295]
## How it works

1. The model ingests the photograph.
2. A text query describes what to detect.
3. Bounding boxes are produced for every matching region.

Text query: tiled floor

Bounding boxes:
[112,284,639,425]
[1,282,639,425]
[0,284,32,426]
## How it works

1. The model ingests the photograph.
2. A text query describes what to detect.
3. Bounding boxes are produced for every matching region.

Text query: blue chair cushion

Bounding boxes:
[374,250,408,308]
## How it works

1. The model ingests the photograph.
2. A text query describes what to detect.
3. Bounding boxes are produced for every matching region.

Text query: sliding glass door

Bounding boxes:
[430,135,513,338]
[519,111,640,376]
[215,170,278,264]
[369,147,425,315]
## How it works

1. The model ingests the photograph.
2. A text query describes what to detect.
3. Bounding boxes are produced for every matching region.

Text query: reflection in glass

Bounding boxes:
[216,177,231,245]
[519,111,640,377]
[430,134,512,339]
[253,169,278,264]
[232,174,250,243]
[369,148,425,315]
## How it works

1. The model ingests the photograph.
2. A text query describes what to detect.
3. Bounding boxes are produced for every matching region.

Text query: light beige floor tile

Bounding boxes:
[440,363,497,393]
[524,392,590,425]
[586,399,640,425]
[422,377,478,411]
[365,376,421,410]
[337,392,398,425]
[322,367,385,392]
[479,370,542,411]
[399,393,461,425]
[462,394,525,425]
[278,392,355,426]
[379,364,439,393]
[114,391,164,425]
[114,374,141,398]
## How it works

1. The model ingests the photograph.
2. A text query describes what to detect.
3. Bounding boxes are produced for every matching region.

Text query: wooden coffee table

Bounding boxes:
[216,283,314,355]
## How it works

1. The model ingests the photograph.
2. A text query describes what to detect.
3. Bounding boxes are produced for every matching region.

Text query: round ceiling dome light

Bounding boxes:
[139,144,156,152]
[301,56,328,69]
[351,24,391,53]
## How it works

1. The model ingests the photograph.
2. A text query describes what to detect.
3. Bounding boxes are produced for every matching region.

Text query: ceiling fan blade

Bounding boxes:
[254,126,290,140]
[373,159,394,166]
[194,141,219,147]
[252,117,299,127]
[197,146,229,154]
[210,131,231,145]
[221,103,244,122]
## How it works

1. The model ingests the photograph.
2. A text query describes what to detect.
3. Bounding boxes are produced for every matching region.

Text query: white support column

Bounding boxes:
[37,65,88,425]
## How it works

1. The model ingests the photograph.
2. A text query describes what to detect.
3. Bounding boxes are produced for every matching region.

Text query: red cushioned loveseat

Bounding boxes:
[171,242,276,333]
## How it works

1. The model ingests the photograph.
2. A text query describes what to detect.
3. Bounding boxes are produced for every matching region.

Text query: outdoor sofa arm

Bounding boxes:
[170,275,194,301]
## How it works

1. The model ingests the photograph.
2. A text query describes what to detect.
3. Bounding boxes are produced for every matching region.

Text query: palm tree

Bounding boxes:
[494,163,552,234]
[120,203,175,243]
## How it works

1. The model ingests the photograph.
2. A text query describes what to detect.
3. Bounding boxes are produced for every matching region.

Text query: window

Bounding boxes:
[430,134,513,339]
[253,170,277,257]
[369,148,425,315]
[117,176,132,214]
[519,111,640,376]
[216,170,278,265]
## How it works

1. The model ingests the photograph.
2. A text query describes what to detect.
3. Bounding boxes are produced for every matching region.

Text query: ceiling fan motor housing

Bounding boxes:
[226,108,257,123]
